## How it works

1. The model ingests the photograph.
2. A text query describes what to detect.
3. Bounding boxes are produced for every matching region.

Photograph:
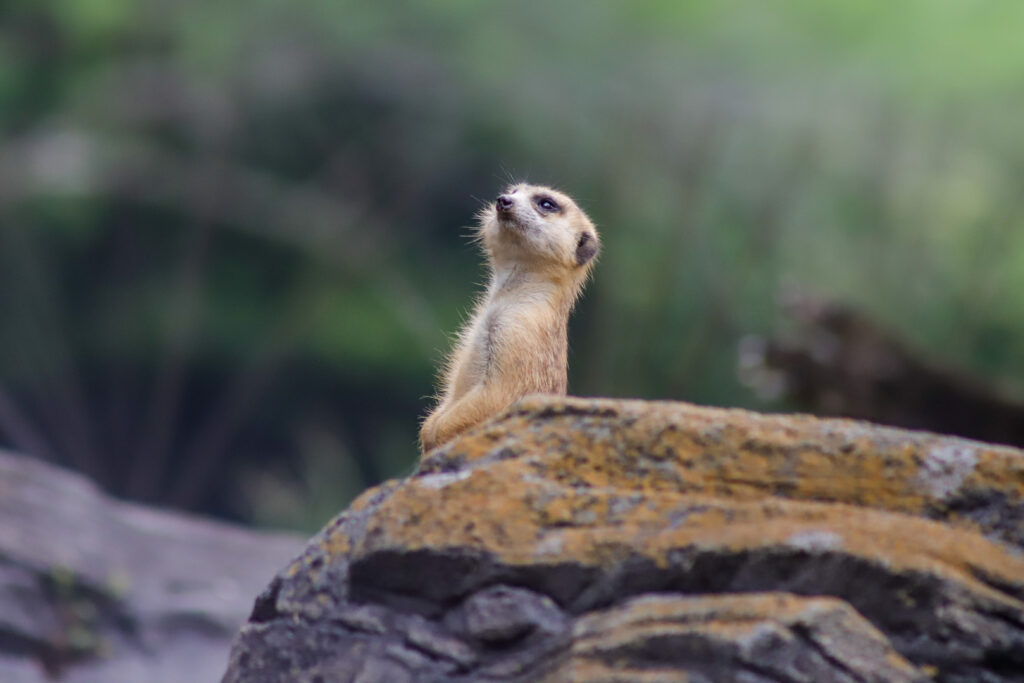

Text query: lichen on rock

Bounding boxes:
[223,396,1024,682]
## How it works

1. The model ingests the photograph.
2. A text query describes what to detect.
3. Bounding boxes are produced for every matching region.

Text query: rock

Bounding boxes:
[452,585,566,645]
[563,593,923,682]
[0,449,304,682]
[738,293,1024,449]
[223,396,1024,682]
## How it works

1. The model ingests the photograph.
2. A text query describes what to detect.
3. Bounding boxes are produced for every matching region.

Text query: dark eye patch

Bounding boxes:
[534,195,561,213]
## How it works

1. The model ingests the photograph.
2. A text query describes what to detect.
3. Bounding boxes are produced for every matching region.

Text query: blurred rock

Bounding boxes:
[223,396,1024,682]
[739,292,1024,449]
[0,450,303,682]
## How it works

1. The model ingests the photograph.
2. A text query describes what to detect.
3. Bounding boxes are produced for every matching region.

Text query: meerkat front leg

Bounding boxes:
[420,383,511,453]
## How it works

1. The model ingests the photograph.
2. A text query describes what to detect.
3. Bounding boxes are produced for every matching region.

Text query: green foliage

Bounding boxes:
[2,0,1024,531]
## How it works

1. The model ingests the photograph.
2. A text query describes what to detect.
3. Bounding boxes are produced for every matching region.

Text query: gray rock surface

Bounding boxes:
[0,449,304,682]
[223,396,1024,682]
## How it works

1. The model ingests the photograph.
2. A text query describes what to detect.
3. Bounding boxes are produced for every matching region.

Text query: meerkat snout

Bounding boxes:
[496,194,514,211]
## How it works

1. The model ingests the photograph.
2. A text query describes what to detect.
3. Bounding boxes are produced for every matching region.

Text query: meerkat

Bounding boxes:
[419,183,600,453]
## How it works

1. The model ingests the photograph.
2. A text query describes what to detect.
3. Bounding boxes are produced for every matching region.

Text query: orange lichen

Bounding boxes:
[419,396,1024,545]
[307,397,1024,623]
[326,466,1024,616]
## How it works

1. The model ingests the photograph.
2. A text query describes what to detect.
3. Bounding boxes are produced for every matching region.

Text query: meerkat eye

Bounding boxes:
[535,196,560,213]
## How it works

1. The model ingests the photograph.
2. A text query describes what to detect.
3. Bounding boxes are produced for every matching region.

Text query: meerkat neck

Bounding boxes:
[490,264,577,316]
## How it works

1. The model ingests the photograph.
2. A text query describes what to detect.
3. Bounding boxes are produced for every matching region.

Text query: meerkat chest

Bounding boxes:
[465,298,565,379]
[464,306,516,376]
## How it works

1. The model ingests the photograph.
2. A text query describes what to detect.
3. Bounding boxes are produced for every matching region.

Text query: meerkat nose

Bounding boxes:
[496,195,514,211]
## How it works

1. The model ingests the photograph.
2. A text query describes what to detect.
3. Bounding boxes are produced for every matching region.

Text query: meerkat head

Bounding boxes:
[477,183,600,282]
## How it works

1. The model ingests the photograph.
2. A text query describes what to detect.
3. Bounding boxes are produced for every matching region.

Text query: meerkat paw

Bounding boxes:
[419,411,443,453]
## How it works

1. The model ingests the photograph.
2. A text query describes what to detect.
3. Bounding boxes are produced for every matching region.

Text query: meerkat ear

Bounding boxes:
[575,232,598,266]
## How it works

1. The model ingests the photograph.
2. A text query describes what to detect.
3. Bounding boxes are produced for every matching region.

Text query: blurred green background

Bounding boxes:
[3,0,1024,532]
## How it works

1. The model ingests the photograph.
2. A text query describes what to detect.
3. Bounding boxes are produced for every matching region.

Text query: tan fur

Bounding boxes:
[419,183,600,453]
